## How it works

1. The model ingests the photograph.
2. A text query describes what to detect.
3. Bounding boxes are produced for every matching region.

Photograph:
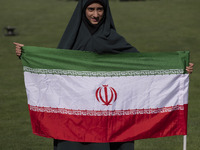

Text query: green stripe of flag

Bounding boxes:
[21,46,189,74]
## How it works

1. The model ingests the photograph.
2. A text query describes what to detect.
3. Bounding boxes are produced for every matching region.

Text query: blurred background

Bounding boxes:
[0,0,199,149]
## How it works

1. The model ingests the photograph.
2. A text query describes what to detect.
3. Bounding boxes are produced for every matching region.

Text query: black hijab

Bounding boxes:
[57,0,138,53]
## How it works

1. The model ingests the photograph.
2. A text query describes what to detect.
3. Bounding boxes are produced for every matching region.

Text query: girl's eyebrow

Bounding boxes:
[88,6,103,8]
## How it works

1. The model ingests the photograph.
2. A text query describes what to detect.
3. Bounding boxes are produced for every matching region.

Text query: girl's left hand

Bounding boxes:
[186,63,194,74]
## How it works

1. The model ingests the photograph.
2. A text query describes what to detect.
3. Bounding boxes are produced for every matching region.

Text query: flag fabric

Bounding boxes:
[21,46,189,143]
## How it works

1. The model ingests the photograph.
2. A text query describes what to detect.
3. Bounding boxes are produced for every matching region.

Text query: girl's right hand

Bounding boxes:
[13,42,24,57]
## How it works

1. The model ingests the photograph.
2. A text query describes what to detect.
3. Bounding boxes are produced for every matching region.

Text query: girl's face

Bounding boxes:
[85,3,104,25]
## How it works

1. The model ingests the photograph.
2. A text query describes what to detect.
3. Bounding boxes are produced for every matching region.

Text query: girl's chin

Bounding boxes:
[91,22,98,24]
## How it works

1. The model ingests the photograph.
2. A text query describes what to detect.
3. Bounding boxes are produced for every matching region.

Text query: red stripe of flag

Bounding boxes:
[28,104,188,142]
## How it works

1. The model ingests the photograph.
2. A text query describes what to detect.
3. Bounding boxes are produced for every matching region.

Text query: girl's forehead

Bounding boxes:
[87,3,104,7]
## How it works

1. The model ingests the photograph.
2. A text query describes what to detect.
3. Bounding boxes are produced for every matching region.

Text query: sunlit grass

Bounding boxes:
[0,0,199,149]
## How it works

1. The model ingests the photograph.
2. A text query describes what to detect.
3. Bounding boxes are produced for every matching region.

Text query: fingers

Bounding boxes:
[189,63,194,67]
[16,48,21,56]
[13,42,24,47]
[186,63,194,74]
[13,42,24,57]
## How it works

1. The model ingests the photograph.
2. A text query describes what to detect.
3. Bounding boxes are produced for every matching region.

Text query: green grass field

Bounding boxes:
[0,0,199,149]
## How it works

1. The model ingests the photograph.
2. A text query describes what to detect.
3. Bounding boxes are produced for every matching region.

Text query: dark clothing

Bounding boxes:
[57,0,138,54]
[54,140,134,150]
[55,0,137,149]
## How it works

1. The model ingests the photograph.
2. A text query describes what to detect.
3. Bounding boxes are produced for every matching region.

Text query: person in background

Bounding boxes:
[14,0,194,149]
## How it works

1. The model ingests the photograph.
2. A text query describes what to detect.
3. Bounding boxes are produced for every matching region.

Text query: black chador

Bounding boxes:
[57,0,138,54]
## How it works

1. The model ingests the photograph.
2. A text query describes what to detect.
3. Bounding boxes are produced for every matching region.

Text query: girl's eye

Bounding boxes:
[88,8,94,11]
[98,8,104,11]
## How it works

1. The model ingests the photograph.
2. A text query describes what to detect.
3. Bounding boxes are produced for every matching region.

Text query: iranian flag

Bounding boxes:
[21,46,189,142]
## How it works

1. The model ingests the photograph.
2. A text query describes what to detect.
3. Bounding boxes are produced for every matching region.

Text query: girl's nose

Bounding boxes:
[93,10,98,18]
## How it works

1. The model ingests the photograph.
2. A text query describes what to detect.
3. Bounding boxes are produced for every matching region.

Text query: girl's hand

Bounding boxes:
[13,42,24,57]
[186,63,194,74]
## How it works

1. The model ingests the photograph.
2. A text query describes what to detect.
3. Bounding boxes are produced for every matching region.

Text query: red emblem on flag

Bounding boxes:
[95,85,117,106]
